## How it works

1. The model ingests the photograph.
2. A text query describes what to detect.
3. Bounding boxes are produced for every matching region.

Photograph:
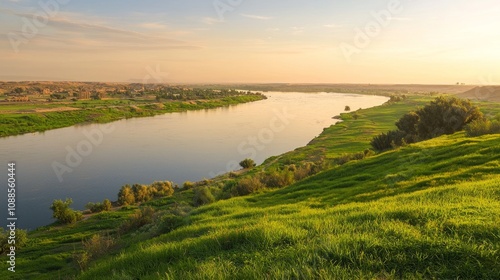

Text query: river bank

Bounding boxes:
[0,94,266,137]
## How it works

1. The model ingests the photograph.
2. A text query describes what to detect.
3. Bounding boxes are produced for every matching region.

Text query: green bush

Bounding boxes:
[75,234,115,271]
[371,130,407,151]
[150,181,175,197]
[182,181,195,190]
[261,170,295,188]
[154,214,184,235]
[120,207,156,233]
[239,158,256,169]
[465,119,500,137]
[102,199,112,211]
[86,198,112,213]
[132,184,152,203]
[232,176,265,196]
[193,187,216,206]
[372,97,484,151]
[415,96,483,139]
[0,228,28,254]
[118,185,135,206]
[50,198,83,224]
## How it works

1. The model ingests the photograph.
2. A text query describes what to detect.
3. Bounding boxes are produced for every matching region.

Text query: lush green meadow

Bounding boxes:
[1,96,499,279]
[77,132,500,280]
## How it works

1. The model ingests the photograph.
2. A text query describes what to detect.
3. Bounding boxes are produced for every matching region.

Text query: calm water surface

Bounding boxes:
[0,92,388,229]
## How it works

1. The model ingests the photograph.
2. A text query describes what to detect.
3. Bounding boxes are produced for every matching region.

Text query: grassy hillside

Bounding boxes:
[2,96,499,279]
[78,133,500,279]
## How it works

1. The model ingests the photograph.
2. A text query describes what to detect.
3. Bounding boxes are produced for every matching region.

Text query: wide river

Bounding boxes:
[0,92,388,229]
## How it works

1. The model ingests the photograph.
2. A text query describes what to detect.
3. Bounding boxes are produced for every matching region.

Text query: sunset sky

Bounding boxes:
[1,0,499,84]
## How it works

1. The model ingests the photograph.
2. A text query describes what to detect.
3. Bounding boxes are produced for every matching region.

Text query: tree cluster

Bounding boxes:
[50,198,83,224]
[155,88,263,101]
[371,97,483,151]
[118,181,175,206]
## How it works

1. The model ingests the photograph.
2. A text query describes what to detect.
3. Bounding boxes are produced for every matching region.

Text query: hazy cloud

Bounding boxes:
[240,14,273,20]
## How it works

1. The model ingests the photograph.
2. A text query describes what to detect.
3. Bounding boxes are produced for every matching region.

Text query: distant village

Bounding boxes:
[0,82,193,103]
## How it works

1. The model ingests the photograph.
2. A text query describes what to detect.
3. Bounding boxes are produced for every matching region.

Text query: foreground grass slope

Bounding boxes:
[79,133,500,279]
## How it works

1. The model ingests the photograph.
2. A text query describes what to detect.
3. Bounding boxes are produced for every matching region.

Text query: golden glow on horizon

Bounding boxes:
[0,0,499,84]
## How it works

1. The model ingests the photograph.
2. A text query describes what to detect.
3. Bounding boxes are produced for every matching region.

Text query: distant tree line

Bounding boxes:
[154,88,264,101]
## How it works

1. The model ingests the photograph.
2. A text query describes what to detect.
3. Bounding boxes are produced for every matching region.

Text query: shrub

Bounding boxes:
[50,198,83,224]
[118,185,135,206]
[239,158,256,169]
[371,130,406,151]
[182,181,195,190]
[75,234,115,271]
[0,228,28,254]
[193,187,216,206]
[261,170,295,188]
[102,199,112,211]
[232,176,265,196]
[82,234,114,258]
[415,96,483,139]
[150,181,174,197]
[372,97,484,151]
[465,119,500,137]
[120,207,155,233]
[154,214,184,235]
[345,105,351,111]
[396,111,419,140]
[85,202,104,213]
[132,184,152,203]
[294,162,316,181]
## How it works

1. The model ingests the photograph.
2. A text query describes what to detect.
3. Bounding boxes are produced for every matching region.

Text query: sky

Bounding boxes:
[0,0,499,84]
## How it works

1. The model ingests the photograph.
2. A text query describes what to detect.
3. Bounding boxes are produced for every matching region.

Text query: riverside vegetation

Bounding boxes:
[0,88,266,137]
[1,94,499,279]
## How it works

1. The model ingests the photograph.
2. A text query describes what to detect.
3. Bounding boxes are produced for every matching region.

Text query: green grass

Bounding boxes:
[0,95,265,137]
[73,132,500,280]
[1,96,499,279]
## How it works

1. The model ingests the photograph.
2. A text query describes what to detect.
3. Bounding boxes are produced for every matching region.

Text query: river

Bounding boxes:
[0,92,388,229]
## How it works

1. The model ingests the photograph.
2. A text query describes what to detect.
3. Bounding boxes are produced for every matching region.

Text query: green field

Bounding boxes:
[0,95,265,137]
[1,96,499,279]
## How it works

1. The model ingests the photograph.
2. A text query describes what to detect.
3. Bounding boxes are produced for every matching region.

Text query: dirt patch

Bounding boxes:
[34,107,81,113]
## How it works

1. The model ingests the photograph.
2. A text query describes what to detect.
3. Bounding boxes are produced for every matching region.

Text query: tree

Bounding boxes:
[103,199,112,211]
[151,181,174,197]
[118,185,135,206]
[239,158,256,169]
[50,198,83,224]
[371,97,484,151]
[415,97,483,139]
[132,184,152,203]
